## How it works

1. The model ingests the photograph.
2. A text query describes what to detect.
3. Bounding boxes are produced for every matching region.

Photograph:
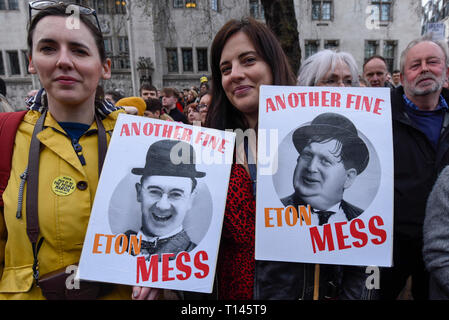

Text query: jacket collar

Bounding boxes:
[392,86,449,122]
[26,88,123,121]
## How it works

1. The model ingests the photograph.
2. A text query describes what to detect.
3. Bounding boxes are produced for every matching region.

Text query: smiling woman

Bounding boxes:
[205,17,296,300]
[0,2,130,300]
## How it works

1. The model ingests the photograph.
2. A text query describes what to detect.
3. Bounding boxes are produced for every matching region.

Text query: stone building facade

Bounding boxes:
[1,0,423,110]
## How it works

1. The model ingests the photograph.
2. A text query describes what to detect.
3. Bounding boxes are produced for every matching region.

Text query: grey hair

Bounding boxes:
[399,34,449,74]
[297,49,360,87]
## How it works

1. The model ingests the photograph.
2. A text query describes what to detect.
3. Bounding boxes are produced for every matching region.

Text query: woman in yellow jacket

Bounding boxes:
[0,2,133,299]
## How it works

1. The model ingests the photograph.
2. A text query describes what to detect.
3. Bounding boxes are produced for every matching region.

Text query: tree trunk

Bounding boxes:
[261,0,301,76]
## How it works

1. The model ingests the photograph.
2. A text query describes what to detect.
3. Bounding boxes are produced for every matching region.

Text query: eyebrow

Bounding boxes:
[146,185,185,193]
[219,50,258,68]
[36,38,91,51]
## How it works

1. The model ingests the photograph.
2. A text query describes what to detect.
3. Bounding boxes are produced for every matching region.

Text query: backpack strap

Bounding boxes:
[0,111,27,208]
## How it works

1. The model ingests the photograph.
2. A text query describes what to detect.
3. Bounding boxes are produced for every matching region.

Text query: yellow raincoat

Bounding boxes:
[0,108,131,299]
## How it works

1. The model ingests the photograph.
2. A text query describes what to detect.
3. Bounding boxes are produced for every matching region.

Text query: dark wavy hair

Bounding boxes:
[205,17,296,131]
[27,3,106,62]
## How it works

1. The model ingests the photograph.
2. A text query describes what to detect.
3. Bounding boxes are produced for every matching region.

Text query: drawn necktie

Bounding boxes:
[317,210,336,225]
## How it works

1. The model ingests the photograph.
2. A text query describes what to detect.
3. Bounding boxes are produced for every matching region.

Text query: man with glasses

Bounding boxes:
[126,139,206,260]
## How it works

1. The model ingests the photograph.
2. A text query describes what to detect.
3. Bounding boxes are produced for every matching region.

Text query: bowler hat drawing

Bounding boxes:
[132,139,206,178]
[292,112,369,174]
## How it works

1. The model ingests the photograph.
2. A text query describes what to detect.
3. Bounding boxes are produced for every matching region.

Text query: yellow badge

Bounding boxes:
[52,176,76,196]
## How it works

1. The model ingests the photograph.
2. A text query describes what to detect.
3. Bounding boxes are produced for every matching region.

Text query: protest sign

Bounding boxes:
[255,85,393,267]
[78,114,235,293]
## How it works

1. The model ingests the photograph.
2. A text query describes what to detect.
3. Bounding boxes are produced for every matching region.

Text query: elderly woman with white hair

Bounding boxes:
[298,50,360,87]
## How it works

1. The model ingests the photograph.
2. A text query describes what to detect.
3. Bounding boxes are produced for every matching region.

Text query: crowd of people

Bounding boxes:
[1,0,449,301]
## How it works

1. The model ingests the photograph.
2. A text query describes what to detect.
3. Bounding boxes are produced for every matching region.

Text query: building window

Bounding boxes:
[364,40,379,61]
[103,37,113,58]
[305,40,320,59]
[7,51,20,75]
[167,48,179,73]
[182,48,193,72]
[0,52,4,75]
[324,40,339,51]
[116,36,130,69]
[211,0,219,11]
[312,1,332,21]
[22,50,29,74]
[371,0,392,22]
[383,40,397,72]
[197,48,208,72]
[249,0,264,19]
[0,0,19,10]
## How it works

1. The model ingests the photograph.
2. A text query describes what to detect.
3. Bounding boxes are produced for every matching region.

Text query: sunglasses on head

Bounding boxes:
[29,0,102,33]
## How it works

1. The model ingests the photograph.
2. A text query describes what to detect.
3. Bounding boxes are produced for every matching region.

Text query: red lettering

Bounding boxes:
[142,122,153,136]
[162,124,173,138]
[194,251,209,279]
[350,219,368,248]
[309,92,320,106]
[335,221,351,250]
[298,92,307,106]
[288,93,299,108]
[266,98,276,112]
[217,139,228,153]
[162,253,175,281]
[331,92,341,107]
[120,123,130,136]
[321,91,330,107]
[361,96,373,112]
[131,122,141,135]
[369,216,387,245]
[275,94,286,110]
[309,225,335,253]
[181,128,192,142]
[373,98,384,115]
[176,252,192,280]
[136,255,158,284]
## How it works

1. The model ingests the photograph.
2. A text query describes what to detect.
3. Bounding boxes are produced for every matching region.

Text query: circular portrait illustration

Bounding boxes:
[108,139,213,259]
[272,112,381,226]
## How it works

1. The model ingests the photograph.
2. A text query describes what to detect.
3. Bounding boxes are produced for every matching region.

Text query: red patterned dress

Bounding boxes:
[216,164,256,299]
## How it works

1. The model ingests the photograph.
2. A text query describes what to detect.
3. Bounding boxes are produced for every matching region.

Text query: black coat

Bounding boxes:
[391,86,449,241]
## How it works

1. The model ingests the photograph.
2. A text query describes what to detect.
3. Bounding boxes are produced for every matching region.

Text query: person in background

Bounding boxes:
[186,102,201,125]
[199,78,209,96]
[205,17,296,299]
[198,92,211,126]
[144,97,173,121]
[363,55,389,88]
[185,89,198,105]
[161,87,188,124]
[140,83,158,101]
[391,69,402,88]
